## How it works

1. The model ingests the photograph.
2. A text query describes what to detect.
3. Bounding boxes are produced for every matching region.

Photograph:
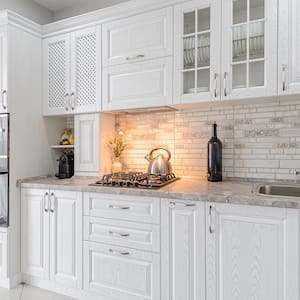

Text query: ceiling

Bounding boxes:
[32,0,88,12]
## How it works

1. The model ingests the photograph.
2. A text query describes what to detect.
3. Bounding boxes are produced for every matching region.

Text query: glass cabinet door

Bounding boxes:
[174,0,221,104]
[221,0,277,99]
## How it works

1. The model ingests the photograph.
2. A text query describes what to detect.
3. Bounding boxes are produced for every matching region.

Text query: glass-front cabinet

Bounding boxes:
[174,0,221,104]
[174,0,278,104]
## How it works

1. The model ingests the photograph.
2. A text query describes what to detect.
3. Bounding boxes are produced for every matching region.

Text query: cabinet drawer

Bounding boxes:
[84,193,160,224]
[84,241,160,300]
[102,57,172,111]
[84,217,160,252]
[102,7,172,66]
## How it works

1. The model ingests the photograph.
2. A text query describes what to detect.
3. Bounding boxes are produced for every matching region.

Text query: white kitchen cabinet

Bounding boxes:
[74,113,99,176]
[102,7,172,67]
[43,26,101,116]
[174,0,221,104]
[206,202,299,300]
[21,188,82,290]
[84,241,160,300]
[221,0,278,100]
[0,27,7,113]
[102,57,172,110]
[161,200,206,300]
[278,0,300,95]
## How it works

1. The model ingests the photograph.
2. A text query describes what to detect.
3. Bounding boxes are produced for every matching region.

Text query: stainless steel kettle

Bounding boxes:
[145,147,172,175]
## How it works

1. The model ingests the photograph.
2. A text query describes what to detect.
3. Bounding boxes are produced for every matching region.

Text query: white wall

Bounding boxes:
[0,0,53,24]
[53,0,130,21]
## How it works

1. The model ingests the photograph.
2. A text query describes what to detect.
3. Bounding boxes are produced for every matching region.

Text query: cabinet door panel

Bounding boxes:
[103,7,172,67]
[74,113,99,175]
[221,0,277,100]
[84,242,160,300]
[103,57,172,110]
[49,190,82,288]
[70,26,101,113]
[43,34,70,115]
[278,0,300,94]
[206,203,299,300]
[0,28,7,113]
[21,188,49,279]
[161,200,206,300]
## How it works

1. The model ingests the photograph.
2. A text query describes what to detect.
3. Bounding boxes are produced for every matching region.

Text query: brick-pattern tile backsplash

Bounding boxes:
[115,97,300,180]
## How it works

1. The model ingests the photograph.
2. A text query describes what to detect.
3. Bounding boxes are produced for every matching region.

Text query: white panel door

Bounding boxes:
[21,188,50,280]
[161,200,206,300]
[0,28,7,113]
[102,7,172,67]
[84,241,160,300]
[0,232,7,279]
[174,0,221,104]
[74,113,99,175]
[49,190,82,289]
[278,0,300,95]
[43,34,70,115]
[70,26,101,113]
[206,202,299,300]
[103,57,172,110]
[221,0,278,100]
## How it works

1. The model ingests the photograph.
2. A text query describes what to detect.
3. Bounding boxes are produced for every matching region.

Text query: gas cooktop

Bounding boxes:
[90,172,179,189]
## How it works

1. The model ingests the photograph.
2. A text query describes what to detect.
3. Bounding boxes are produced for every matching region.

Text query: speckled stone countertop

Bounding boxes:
[19,176,300,209]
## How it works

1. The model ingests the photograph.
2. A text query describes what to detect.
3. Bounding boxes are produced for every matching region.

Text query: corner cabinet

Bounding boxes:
[161,200,206,300]
[206,202,299,300]
[174,0,278,104]
[278,0,300,95]
[21,188,83,290]
[43,26,101,116]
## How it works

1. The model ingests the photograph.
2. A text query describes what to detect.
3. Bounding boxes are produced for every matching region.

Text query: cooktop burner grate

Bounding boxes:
[90,172,179,189]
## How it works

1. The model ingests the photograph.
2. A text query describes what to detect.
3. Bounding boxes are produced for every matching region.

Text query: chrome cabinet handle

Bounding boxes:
[64,93,69,111]
[109,248,130,256]
[223,72,228,97]
[108,230,130,237]
[44,192,49,212]
[282,64,287,92]
[70,92,75,111]
[108,205,130,210]
[2,90,7,110]
[50,193,55,213]
[213,73,218,98]
[126,54,145,61]
[209,205,214,234]
[170,202,196,207]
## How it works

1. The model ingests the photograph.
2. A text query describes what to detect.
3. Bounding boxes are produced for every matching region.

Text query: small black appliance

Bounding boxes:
[56,151,74,179]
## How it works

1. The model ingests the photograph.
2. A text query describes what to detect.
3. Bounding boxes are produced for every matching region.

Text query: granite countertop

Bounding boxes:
[19,176,300,209]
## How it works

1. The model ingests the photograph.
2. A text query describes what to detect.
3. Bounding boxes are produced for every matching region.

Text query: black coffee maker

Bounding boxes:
[55,151,74,179]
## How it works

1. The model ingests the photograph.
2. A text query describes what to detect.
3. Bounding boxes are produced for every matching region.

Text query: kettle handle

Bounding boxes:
[149,147,171,161]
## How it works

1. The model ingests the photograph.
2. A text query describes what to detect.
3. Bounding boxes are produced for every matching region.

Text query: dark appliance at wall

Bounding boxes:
[0,113,9,226]
[56,151,74,179]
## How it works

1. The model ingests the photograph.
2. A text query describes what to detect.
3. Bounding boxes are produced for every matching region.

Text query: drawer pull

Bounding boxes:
[126,54,145,61]
[170,202,196,207]
[109,248,130,256]
[109,230,130,237]
[109,205,130,210]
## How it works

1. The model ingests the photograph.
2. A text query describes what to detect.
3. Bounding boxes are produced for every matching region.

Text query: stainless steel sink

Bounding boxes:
[254,183,300,198]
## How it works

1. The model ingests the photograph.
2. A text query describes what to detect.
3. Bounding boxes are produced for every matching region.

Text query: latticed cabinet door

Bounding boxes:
[70,26,101,114]
[43,34,70,116]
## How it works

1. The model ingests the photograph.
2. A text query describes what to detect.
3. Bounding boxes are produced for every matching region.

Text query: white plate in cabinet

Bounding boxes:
[102,57,172,111]
[102,7,172,67]
[83,242,160,300]
[84,193,160,224]
[84,216,160,252]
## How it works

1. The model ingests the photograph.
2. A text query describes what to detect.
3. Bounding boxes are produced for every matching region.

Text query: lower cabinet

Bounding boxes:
[161,199,206,300]
[206,202,300,300]
[21,188,83,289]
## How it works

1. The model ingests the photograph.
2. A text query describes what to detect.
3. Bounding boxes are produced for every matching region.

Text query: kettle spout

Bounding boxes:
[145,154,151,162]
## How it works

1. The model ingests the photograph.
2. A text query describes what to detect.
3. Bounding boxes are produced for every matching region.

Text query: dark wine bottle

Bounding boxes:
[207,122,222,182]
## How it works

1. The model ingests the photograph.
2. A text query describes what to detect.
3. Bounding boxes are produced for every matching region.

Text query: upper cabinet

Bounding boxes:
[0,27,7,113]
[43,26,101,116]
[102,7,172,67]
[174,0,278,104]
[278,0,300,95]
[174,0,221,104]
